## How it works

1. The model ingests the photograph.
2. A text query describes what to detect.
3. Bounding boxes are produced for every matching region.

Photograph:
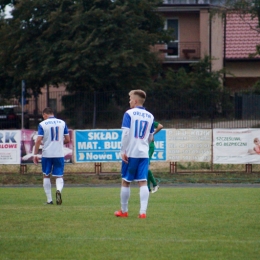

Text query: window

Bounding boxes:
[166,19,179,56]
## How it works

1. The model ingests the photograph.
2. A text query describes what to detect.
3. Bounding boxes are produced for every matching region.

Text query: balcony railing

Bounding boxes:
[163,0,226,5]
[159,41,201,61]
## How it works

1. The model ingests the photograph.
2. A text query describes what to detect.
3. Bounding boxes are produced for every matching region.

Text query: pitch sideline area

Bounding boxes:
[0,187,259,259]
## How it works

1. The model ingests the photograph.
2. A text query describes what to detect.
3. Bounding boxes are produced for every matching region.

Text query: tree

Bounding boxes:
[0,0,171,127]
[0,0,62,100]
[0,0,169,94]
[230,0,260,25]
[146,57,233,120]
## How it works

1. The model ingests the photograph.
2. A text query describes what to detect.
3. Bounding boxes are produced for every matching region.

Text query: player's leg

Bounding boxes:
[148,169,157,187]
[139,183,149,218]
[115,159,135,217]
[149,169,159,193]
[147,146,154,192]
[147,173,151,192]
[52,158,64,205]
[42,157,53,204]
[118,179,131,216]
[137,158,150,218]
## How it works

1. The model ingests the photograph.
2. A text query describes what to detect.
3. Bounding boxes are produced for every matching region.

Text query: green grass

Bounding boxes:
[2,172,260,186]
[0,187,259,260]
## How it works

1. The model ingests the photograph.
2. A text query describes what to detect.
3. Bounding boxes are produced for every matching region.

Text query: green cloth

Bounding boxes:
[148,121,159,190]
[149,121,159,159]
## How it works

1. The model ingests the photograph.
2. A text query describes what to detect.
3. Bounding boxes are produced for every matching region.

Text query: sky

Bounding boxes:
[4,4,13,19]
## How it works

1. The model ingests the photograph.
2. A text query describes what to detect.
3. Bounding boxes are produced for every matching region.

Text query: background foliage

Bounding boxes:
[0,0,169,98]
[0,1,259,128]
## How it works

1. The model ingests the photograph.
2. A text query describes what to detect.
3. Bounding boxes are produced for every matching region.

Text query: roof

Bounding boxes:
[225,13,260,60]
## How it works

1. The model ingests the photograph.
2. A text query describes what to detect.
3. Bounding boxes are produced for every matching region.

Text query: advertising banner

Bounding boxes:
[74,129,166,163]
[166,129,212,162]
[21,129,73,164]
[74,129,122,162]
[0,130,21,164]
[4,128,260,165]
[151,129,166,161]
[213,128,260,164]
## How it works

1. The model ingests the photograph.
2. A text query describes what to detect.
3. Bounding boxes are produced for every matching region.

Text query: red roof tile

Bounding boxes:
[225,13,260,59]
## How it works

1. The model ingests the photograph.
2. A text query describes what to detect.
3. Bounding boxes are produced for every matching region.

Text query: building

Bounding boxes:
[154,0,225,73]
[154,1,260,89]
[20,1,260,118]
[224,12,260,90]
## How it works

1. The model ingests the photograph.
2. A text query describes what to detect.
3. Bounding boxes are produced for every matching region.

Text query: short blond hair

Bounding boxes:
[129,89,146,104]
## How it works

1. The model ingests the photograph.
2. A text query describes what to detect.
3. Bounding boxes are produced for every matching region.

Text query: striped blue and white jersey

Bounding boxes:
[37,117,69,158]
[121,106,154,158]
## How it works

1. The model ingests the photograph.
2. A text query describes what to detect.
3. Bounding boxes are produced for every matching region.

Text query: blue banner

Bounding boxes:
[75,130,122,162]
[74,129,166,162]
[151,130,166,161]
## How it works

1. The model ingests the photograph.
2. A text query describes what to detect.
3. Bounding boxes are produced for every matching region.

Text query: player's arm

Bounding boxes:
[148,133,154,143]
[121,128,129,163]
[63,125,70,144]
[148,120,155,143]
[120,112,131,163]
[33,135,43,165]
[154,123,163,135]
[64,134,70,144]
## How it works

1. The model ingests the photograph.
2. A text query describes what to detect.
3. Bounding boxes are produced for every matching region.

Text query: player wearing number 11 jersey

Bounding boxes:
[114,89,154,219]
[33,107,70,205]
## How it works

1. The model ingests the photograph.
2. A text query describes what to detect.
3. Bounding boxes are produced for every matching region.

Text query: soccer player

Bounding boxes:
[114,89,154,219]
[148,121,163,193]
[33,107,70,205]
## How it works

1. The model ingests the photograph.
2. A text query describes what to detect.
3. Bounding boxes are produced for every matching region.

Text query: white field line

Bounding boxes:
[0,235,259,244]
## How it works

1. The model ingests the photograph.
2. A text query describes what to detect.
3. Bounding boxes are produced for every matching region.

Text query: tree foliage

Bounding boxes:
[146,57,233,119]
[230,0,260,26]
[0,0,170,101]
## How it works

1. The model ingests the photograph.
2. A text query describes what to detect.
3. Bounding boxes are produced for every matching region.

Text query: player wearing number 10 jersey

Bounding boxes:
[33,107,70,205]
[114,89,154,219]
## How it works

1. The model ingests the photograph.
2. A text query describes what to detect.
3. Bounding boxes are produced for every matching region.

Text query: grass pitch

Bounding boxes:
[0,186,259,260]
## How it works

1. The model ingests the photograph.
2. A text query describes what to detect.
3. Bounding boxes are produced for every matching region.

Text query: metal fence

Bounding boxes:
[7,161,260,175]
[3,87,260,174]
[21,89,260,130]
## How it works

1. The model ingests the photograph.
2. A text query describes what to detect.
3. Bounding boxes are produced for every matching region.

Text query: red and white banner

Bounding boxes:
[0,130,21,164]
